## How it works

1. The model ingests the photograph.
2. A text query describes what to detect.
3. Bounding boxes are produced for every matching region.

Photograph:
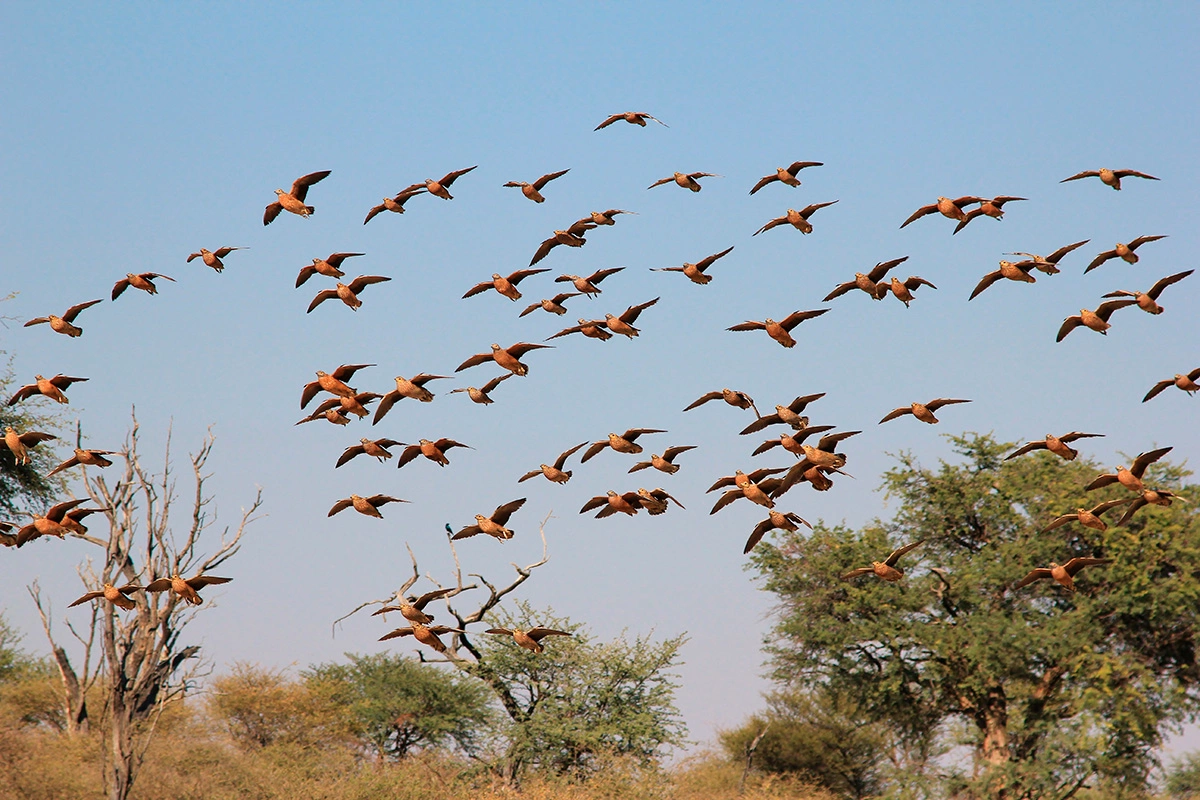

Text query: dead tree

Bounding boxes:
[30,417,261,800]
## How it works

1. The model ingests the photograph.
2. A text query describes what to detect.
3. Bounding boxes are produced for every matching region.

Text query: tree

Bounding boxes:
[0,367,65,517]
[28,417,261,800]
[719,687,889,799]
[304,652,493,761]
[209,663,344,751]
[1167,752,1200,799]
[749,433,1200,799]
[342,528,688,783]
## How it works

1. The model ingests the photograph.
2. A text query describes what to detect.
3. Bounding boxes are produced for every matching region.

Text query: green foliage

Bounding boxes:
[749,433,1200,799]
[1168,752,1200,799]
[470,601,688,778]
[304,652,493,760]
[0,366,66,516]
[719,687,888,799]
[209,662,349,751]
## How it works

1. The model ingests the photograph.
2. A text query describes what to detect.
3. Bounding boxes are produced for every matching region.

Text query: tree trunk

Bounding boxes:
[109,691,136,800]
[49,644,89,734]
[981,684,1010,766]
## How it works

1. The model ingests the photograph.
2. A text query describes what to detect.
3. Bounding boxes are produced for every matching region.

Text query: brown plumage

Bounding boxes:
[685,388,759,416]
[547,318,613,342]
[3,426,57,465]
[581,429,666,463]
[647,171,721,192]
[708,468,788,514]
[824,257,909,302]
[595,111,668,130]
[69,583,140,611]
[1102,269,1193,314]
[751,426,838,458]
[396,438,471,469]
[651,246,734,285]
[187,247,246,272]
[602,297,659,338]
[456,342,552,377]
[400,166,477,200]
[295,253,366,287]
[1060,168,1159,191]
[1005,432,1104,461]
[1084,235,1167,273]
[1042,499,1135,534]
[485,627,572,653]
[554,267,625,296]
[580,490,643,518]
[300,364,374,409]
[1085,447,1172,494]
[141,573,232,605]
[1056,299,1138,341]
[749,161,824,194]
[1013,557,1111,592]
[580,209,636,226]
[753,201,838,235]
[1116,489,1188,526]
[900,196,982,228]
[14,499,86,547]
[504,169,570,203]
[879,399,971,425]
[327,494,409,518]
[264,170,331,224]
[529,220,596,266]
[335,438,404,468]
[952,196,1026,234]
[629,445,697,474]
[363,187,426,224]
[740,394,826,435]
[463,269,550,301]
[745,511,812,554]
[111,273,174,300]
[296,392,381,425]
[373,374,449,424]
[1143,368,1200,402]
[1005,239,1091,274]
[520,292,582,317]
[23,299,103,338]
[46,448,119,477]
[635,487,685,516]
[372,588,456,625]
[448,373,512,405]
[7,374,88,406]
[879,276,936,307]
[969,260,1037,300]
[841,541,924,581]
[378,621,464,653]
[727,309,829,348]
[307,275,392,312]
[452,498,527,540]
[518,442,589,484]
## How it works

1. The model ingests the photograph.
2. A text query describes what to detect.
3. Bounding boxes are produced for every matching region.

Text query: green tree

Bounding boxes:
[1167,752,1200,799]
[0,368,65,517]
[303,652,493,761]
[719,687,889,799]
[469,601,688,779]
[749,433,1200,800]
[209,663,348,751]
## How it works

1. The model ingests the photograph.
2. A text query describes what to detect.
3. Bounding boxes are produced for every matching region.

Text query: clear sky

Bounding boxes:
[2,3,1198,753]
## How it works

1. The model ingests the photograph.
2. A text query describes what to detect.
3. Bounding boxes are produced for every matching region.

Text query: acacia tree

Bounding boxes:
[0,369,65,517]
[750,433,1200,800]
[29,417,261,800]
[342,524,687,783]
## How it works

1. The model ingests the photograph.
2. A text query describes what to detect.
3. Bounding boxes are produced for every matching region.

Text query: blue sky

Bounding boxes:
[2,3,1198,751]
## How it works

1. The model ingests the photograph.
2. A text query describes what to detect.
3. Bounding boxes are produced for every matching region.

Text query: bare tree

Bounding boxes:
[30,416,262,800]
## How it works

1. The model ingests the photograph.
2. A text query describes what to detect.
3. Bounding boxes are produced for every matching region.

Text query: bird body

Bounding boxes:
[879,399,971,425]
[1056,300,1137,341]
[295,252,365,286]
[504,169,569,203]
[595,111,667,129]
[402,166,477,200]
[307,275,391,312]
[1005,432,1104,461]
[648,171,720,192]
[456,342,552,377]
[187,247,245,272]
[24,299,103,338]
[452,498,527,540]
[1085,447,1172,494]
[1143,369,1200,402]
[1013,558,1111,592]
[1060,168,1159,190]
[840,541,924,581]
[754,202,837,235]
[3,426,56,465]
[112,272,173,299]
[8,374,88,406]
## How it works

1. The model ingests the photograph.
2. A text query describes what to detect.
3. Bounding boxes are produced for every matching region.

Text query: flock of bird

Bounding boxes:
[3,109,1195,656]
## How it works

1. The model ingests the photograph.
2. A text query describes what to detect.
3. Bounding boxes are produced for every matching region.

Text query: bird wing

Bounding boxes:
[19,431,57,446]
[554,441,589,469]
[378,627,415,641]
[328,499,353,516]
[696,246,736,270]
[1127,234,1167,250]
[413,588,455,608]
[1142,380,1174,403]
[799,200,837,217]
[824,281,860,301]
[508,342,552,358]
[899,204,937,228]
[519,301,542,317]
[1113,170,1159,180]
[748,175,776,195]
[1056,316,1084,342]
[587,267,625,283]
[290,170,332,202]
[1060,170,1100,183]
[904,276,937,290]
[532,169,569,190]
[481,373,512,393]
[307,290,337,312]
[709,490,743,515]
[363,203,386,224]
[295,266,319,287]
[878,407,912,424]
[926,398,971,411]
[450,524,482,540]
[455,352,494,371]
[335,446,365,468]
[143,578,173,592]
[594,114,622,130]
[440,166,477,186]
[1130,447,1173,478]
[727,321,766,332]
[1041,514,1079,532]
[1062,557,1111,576]
[1116,498,1151,527]
[580,441,608,463]
[840,567,875,580]
[1084,250,1117,273]
[62,299,103,322]
[646,176,673,189]
[68,590,106,607]
[1091,498,1135,516]
[685,392,723,411]
[1004,441,1047,460]
[754,217,785,236]
[529,238,557,266]
[779,309,829,331]
[263,202,283,225]
[1094,299,1137,321]
[1084,473,1120,491]
[22,318,50,327]
[368,495,405,507]
[188,575,233,588]
[1147,269,1194,299]
[623,428,665,440]
[969,271,1005,301]
[527,628,572,640]
[111,279,131,300]
[884,540,924,566]
[1058,432,1104,444]
[45,456,82,477]
[1012,569,1053,589]
[490,498,526,525]
[662,445,697,460]
[1046,240,1090,263]
[952,209,984,234]
[347,275,391,293]
[332,363,373,381]
[508,268,551,285]
[517,470,542,483]
[462,280,495,298]
[579,495,608,513]
[815,430,860,450]
[485,627,514,635]
[867,256,908,282]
